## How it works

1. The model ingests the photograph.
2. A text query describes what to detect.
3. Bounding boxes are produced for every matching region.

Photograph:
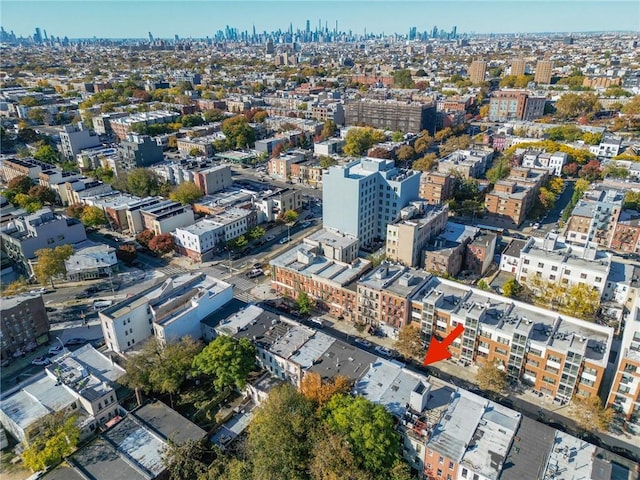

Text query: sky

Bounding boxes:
[1,1,639,39]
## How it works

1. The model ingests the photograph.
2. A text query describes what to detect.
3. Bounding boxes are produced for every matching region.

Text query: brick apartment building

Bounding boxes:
[565,186,624,248]
[419,171,455,205]
[488,90,546,122]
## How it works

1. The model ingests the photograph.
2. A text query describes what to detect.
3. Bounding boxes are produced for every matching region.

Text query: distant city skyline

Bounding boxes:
[2,1,639,39]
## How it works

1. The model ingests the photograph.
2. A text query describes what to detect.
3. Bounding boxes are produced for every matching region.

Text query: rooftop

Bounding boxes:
[308,339,377,382]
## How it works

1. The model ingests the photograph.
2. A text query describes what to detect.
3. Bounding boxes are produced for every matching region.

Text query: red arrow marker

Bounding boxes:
[423,324,465,366]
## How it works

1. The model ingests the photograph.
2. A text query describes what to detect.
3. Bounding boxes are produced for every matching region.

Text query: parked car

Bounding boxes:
[65,337,87,346]
[310,318,324,328]
[354,338,372,348]
[533,223,540,229]
[266,235,275,242]
[300,221,311,228]
[31,356,51,366]
[304,214,313,220]
[75,291,91,299]
[374,346,393,357]
[48,345,64,356]
[279,237,291,244]
[252,263,262,269]
[247,269,263,279]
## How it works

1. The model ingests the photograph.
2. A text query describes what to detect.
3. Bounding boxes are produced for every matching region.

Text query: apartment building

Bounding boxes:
[59,123,101,160]
[607,296,640,428]
[75,145,119,171]
[323,158,421,247]
[117,133,164,170]
[91,112,128,135]
[269,244,372,320]
[110,110,179,140]
[176,136,215,157]
[64,178,113,206]
[99,273,233,353]
[515,233,612,297]
[419,171,455,205]
[38,168,83,203]
[510,58,527,76]
[290,160,323,187]
[489,90,546,122]
[611,211,640,254]
[255,188,302,223]
[139,200,195,235]
[314,138,344,156]
[1,293,49,361]
[2,157,55,182]
[344,99,436,134]
[410,277,614,402]
[303,228,359,263]
[0,345,125,443]
[268,151,306,180]
[0,208,87,276]
[193,164,233,195]
[534,59,554,84]
[386,203,449,267]
[436,148,494,179]
[173,219,225,262]
[424,222,479,277]
[356,263,429,335]
[565,186,624,248]
[590,133,623,159]
[484,167,549,228]
[520,150,567,176]
[465,232,497,276]
[468,59,487,84]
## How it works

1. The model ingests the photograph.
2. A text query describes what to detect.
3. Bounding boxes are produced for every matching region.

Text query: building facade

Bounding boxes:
[344,100,436,134]
[489,90,546,122]
[0,293,49,361]
[59,123,101,160]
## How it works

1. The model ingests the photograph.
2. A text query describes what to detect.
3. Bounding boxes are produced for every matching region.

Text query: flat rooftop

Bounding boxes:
[308,339,377,382]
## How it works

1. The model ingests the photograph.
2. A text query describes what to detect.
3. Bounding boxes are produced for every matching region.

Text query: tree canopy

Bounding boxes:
[221,115,255,149]
[22,413,79,472]
[192,335,256,391]
[148,233,175,255]
[169,182,203,205]
[394,324,423,359]
[476,359,508,394]
[343,127,385,156]
[555,92,601,119]
[34,245,73,288]
[80,205,107,227]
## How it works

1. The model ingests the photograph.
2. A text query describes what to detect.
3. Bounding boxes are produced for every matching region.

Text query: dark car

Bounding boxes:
[65,337,87,346]
[75,291,91,299]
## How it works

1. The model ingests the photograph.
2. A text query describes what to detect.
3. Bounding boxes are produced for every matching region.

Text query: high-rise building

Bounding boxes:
[534,59,553,84]
[511,58,527,76]
[33,27,42,44]
[468,59,487,84]
[344,100,436,134]
[323,158,421,247]
[488,90,546,122]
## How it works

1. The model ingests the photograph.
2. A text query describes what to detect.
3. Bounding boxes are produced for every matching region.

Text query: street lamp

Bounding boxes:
[56,336,65,349]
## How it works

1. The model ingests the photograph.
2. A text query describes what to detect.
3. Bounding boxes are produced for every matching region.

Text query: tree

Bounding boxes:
[28,185,57,205]
[116,243,137,264]
[548,177,565,195]
[479,105,490,118]
[192,335,256,391]
[65,203,85,219]
[476,359,508,394]
[574,178,591,194]
[343,127,385,156]
[323,394,400,476]
[283,209,299,224]
[486,157,511,183]
[1,277,28,297]
[80,205,107,227]
[188,147,202,157]
[253,110,268,123]
[27,108,46,124]
[562,162,579,176]
[136,229,155,248]
[622,94,640,115]
[126,168,161,197]
[169,182,203,205]
[319,155,337,169]
[271,142,285,158]
[394,324,423,360]
[320,119,337,140]
[434,127,453,143]
[624,191,640,210]
[13,193,42,213]
[502,278,522,298]
[7,175,33,195]
[247,384,315,480]
[391,131,404,142]
[33,144,60,163]
[604,165,629,179]
[148,233,175,255]
[564,283,600,319]
[22,413,79,472]
[546,125,583,142]
[392,69,414,88]
[412,153,437,171]
[309,427,368,480]
[555,92,601,119]
[227,234,248,252]
[203,108,225,123]
[367,146,392,159]
[578,160,603,182]
[570,395,614,431]
[300,372,351,406]
[396,145,415,164]
[414,133,434,154]
[477,279,490,291]
[34,245,73,288]
[582,132,603,145]
[248,226,266,240]
[295,290,314,315]
[538,187,556,211]
[221,115,255,149]
[162,439,219,480]
[439,134,472,156]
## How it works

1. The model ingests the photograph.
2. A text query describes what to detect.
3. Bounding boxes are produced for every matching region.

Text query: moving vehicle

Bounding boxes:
[247,268,263,279]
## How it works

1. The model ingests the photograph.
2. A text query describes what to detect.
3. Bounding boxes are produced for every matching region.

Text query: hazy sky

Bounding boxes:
[2,1,639,39]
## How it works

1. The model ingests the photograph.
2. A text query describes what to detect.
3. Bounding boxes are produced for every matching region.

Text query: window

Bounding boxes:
[580,273,587,279]
[462,469,468,478]
[439,456,444,464]
[551,266,558,271]
[449,461,454,469]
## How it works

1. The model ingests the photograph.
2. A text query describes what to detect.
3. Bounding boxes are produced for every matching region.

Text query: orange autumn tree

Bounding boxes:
[299,372,351,405]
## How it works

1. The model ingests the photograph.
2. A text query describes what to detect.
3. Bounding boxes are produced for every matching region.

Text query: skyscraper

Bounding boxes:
[534,59,553,84]
[34,27,42,44]
[510,58,527,76]
[469,59,487,84]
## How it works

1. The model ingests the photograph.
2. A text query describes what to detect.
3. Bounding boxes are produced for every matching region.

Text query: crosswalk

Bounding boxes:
[158,266,189,277]
[235,291,257,303]
[232,276,258,292]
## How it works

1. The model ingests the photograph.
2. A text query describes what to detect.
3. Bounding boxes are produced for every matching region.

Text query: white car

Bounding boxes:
[48,345,65,356]
[374,346,392,357]
[354,338,372,348]
[31,356,51,366]
[300,221,311,228]
[266,235,275,242]
[279,237,291,244]
[533,223,540,229]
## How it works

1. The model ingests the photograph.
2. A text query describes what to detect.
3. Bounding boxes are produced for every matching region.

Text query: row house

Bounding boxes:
[386,203,449,267]
[424,223,479,277]
[520,150,567,176]
[80,192,143,232]
[269,244,371,320]
[139,200,195,235]
[410,277,614,402]
[110,110,179,140]
[125,196,167,234]
[268,151,306,180]
[173,219,225,262]
[313,138,345,156]
[484,167,548,228]
[607,296,640,429]
[2,157,55,182]
[611,211,640,254]
[437,148,493,179]
[513,233,612,297]
[64,178,113,206]
[356,263,429,337]
[565,186,624,248]
[255,188,302,223]
[291,161,323,187]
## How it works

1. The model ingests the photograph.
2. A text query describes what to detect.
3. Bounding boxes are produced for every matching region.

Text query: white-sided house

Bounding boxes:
[64,240,118,281]
[99,273,233,354]
[174,219,226,262]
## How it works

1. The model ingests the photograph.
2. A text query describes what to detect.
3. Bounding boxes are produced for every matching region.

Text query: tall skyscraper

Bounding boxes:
[323,158,421,247]
[534,59,553,84]
[510,58,527,76]
[34,27,42,44]
[148,32,154,43]
[469,59,487,84]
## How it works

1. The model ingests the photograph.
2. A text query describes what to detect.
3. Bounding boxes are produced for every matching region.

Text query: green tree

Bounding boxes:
[27,108,46,124]
[392,69,414,88]
[162,439,221,480]
[22,413,79,472]
[28,185,57,205]
[486,157,511,183]
[603,164,629,179]
[33,244,73,288]
[343,127,386,156]
[538,187,556,211]
[564,283,600,320]
[6,175,34,201]
[227,234,248,252]
[19,96,40,107]
[148,233,175,255]
[412,153,438,171]
[283,209,299,224]
[394,324,423,359]
[570,395,615,432]
[477,279,490,290]
[296,290,314,315]
[414,133,434,154]
[622,95,640,115]
[555,92,601,119]
[624,191,640,210]
[309,427,368,480]
[476,359,508,394]
[33,144,60,163]
[323,394,400,476]
[247,384,315,480]
[546,125,583,142]
[248,226,266,240]
[192,335,256,391]
[126,168,161,197]
[321,119,337,140]
[391,131,404,142]
[203,108,225,122]
[319,155,337,169]
[439,134,472,156]
[396,145,415,164]
[188,147,202,157]
[502,278,522,298]
[221,115,255,149]
[582,132,603,145]
[169,182,203,204]
[80,205,107,227]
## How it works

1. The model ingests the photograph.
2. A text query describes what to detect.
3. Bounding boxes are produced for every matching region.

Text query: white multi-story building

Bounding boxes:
[437,148,494,179]
[174,219,226,262]
[514,233,612,297]
[521,150,567,176]
[59,123,101,160]
[99,273,233,353]
[64,241,118,281]
[323,158,421,247]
